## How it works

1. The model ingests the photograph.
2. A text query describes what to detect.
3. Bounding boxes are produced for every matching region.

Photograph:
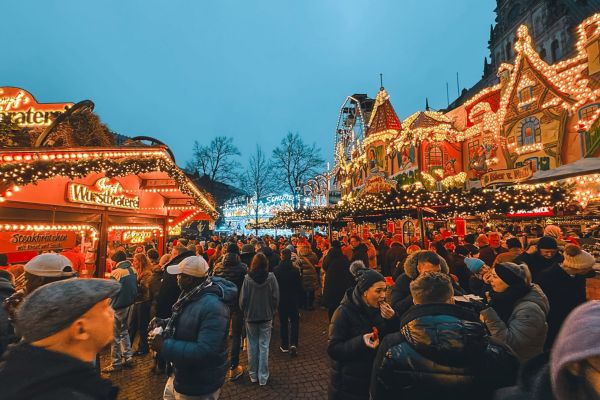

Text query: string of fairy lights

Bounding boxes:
[0,154,219,219]
[261,183,573,227]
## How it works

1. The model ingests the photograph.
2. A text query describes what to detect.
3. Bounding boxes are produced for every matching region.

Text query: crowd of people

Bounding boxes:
[0,224,598,400]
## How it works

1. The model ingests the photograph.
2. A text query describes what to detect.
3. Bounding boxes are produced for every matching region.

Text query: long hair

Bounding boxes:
[249,252,268,274]
[133,253,151,275]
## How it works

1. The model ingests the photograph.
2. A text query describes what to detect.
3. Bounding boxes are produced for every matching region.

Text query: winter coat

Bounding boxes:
[0,342,118,399]
[213,253,247,311]
[350,243,370,268]
[296,256,319,292]
[375,239,388,272]
[479,245,507,267]
[450,254,473,293]
[371,303,518,400]
[239,271,279,322]
[390,251,450,318]
[383,243,407,278]
[161,277,237,396]
[536,264,590,349]
[480,284,549,362]
[322,248,354,310]
[493,354,554,400]
[0,277,16,356]
[155,250,195,318]
[327,287,400,400]
[514,251,564,283]
[274,259,302,309]
[110,261,138,310]
[259,246,280,272]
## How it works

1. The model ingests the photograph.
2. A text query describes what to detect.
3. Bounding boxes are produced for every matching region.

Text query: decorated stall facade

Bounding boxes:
[0,89,217,276]
[336,13,600,204]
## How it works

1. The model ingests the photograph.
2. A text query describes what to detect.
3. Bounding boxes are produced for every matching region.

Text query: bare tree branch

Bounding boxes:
[187,136,241,187]
[240,144,277,233]
[272,132,324,207]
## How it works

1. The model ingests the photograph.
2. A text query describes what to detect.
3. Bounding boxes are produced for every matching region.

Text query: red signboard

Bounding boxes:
[0,231,77,253]
[0,87,73,127]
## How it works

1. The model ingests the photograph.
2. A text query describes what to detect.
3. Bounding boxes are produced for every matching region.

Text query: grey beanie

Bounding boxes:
[16,278,120,343]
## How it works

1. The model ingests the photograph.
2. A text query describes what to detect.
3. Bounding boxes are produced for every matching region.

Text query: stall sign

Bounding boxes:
[507,207,554,218]
[122,230,153,244]
[0,87,73,127]
[0,231,77,253]
[67,177,140,210]
[480,165,532,187]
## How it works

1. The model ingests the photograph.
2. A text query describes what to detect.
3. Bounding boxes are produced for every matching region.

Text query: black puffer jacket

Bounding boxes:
[274,259,302,309]
[155,250,195,318]
[213,253,247,311]
[370,303,518,400]
[327,287,400,400]
[514,251,563,283]
[259,246,280,272]
[0,342,118,399]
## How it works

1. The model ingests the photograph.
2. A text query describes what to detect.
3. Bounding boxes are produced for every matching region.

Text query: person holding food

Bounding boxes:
[327,260,399,400]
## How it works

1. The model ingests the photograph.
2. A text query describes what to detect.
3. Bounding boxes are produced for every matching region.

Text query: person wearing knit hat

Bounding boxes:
[475,234,489,248]
[534,243,596,350]
[515,235,564,283]
[0,279,120,399]
[562,244,596,275]
[328,260,399,400]
[465,257,485,274]
[480,262,549,362]
[495,301,600,400]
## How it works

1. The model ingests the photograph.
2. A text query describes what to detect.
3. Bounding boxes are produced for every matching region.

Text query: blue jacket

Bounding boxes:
[110,261,138,310]
[161,277,237,396]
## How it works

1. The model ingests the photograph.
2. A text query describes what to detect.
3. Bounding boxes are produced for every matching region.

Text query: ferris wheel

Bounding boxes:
[334,94,374,166]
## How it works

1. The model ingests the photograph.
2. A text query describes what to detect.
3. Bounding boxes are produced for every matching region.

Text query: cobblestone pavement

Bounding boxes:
[101,307,330,400]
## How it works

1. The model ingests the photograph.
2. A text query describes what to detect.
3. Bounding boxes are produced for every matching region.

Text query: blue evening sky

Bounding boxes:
[2,0,495,168]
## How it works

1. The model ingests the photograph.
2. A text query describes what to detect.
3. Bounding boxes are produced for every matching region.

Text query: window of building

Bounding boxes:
[519,117,541,146]
[540,47,547,61]
[402,221,415,245]
[427,146,443,168]
[506,42,512,60]
[518,87,534,104]
[578,104,599,121]
[468,140,480,161]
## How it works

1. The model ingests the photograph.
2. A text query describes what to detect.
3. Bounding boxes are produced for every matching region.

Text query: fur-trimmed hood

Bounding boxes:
[403,250,449,279]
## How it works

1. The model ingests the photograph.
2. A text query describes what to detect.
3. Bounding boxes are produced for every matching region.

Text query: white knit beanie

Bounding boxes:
[562,244,596,274]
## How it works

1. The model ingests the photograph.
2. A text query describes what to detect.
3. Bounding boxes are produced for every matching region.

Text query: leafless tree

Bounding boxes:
[240,144,276,234]
[272,132,324,208]
[187,136,241,188]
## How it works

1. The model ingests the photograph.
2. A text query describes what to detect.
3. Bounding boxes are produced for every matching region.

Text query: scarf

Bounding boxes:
[489,282,530,324]
[164,277,213,339]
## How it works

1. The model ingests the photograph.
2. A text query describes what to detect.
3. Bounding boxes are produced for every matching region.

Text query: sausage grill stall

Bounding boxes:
[0,88,217,277]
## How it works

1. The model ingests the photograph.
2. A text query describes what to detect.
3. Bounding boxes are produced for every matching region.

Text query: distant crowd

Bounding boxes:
[0,225,598,400]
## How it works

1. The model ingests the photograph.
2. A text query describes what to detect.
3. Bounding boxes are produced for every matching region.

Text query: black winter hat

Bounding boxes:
[350,260,385,294]
[538,236,558,250]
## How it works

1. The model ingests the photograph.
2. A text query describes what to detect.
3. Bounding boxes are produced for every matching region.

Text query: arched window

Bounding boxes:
[427,145,443,169]
[519,117,541,146]
[402,221,415,245]
[551,39,561,62]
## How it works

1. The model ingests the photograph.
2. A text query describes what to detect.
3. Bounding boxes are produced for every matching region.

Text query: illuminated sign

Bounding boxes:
[507,207,554,218]
[0,87,73,127]
[480,165,532,187]
[122,230,153,244]
[67,177,140,209]
[0,231,77,252]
